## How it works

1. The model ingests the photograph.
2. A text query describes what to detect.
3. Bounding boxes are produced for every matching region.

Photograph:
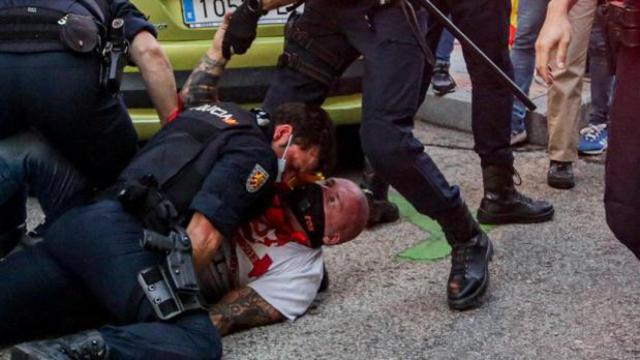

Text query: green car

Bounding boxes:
[124,0,363,140]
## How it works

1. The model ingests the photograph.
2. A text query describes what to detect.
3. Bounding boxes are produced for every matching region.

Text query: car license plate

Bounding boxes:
[182,0,298,28]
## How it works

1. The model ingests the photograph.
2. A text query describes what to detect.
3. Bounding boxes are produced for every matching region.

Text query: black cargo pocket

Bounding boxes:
[59,13,100,53]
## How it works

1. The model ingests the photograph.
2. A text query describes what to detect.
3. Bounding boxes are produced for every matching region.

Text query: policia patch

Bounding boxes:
[246,164,270,193]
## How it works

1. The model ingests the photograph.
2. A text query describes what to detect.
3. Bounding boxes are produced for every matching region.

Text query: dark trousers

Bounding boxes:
[0,200,222,359]
[0,51,138,231]
[605,44,640,260]
[264,0,462,219]
[424,0,515,167]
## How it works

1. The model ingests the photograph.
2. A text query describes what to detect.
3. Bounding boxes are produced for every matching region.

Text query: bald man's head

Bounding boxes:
[284,178,369,247]
[320,178,369,245]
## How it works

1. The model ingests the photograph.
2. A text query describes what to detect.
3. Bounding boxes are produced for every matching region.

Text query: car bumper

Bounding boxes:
[122,60,363,139]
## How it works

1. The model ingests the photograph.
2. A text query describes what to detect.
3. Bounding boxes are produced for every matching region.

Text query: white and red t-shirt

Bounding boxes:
[200,213,324,320]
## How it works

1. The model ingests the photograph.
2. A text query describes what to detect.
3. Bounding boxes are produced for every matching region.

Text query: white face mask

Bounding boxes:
[276,135,293,183]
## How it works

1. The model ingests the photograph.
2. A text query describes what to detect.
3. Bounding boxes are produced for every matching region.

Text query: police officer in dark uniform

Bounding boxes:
[0,19,333,359]
[421,0,554,226]
[0,0,175,255]
[222,0,552,310]
[536,0,640,260]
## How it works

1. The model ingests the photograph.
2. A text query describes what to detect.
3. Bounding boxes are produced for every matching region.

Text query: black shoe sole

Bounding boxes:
[547,178,575,190]
[447,241,494,311]
[476,207,555,225]
[433,84,457,95]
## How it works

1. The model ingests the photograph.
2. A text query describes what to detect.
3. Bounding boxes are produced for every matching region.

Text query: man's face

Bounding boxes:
[280,144,320,184]
[319,178,369,245]
[271,124,320,184]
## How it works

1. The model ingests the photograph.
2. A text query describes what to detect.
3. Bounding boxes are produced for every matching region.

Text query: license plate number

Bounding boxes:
[182,0,297,28]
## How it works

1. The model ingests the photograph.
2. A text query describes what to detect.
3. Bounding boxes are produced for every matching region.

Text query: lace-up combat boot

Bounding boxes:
[437,203,493,310]
[11,330,109,360]
[477,165,554,224]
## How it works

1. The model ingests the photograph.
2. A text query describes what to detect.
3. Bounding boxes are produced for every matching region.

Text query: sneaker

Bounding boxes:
[578,124,608,155]
[510,129,528,146]
[432,62,457,95]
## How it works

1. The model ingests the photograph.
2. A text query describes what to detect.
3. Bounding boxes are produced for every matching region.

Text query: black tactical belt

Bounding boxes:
[278,51,335,86]
[0,6,102,54]
[278,10,345,87]
[0,7,66,52]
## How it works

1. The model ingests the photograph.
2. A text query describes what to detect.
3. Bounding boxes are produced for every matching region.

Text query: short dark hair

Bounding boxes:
[271,103,335,172]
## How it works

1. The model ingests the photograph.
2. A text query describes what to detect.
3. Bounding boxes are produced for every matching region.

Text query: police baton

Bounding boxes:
[414,0,538,111]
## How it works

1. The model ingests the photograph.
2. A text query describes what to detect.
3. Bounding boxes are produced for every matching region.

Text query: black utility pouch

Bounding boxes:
[59,13,100,53]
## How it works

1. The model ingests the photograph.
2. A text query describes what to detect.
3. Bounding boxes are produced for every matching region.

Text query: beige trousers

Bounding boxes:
[546,0,597,162]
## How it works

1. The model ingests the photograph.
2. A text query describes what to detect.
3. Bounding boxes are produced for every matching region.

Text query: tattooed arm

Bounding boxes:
[179,14,230,108]
[209,287,285,336]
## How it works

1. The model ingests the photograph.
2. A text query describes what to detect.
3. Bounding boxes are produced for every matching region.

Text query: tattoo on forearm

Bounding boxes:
[181,54,227,108]
[209,287,284,336]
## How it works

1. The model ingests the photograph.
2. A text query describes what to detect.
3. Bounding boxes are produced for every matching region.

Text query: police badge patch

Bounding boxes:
[246,164,270,193]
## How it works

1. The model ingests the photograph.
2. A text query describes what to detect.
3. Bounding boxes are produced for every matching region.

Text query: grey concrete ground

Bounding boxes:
[2,124,639,360]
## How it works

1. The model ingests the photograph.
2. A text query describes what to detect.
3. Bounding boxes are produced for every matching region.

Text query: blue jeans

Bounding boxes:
[510,0,550,132]
[0,132,89,233]
[436,28,455,63]
[588,16,615,126]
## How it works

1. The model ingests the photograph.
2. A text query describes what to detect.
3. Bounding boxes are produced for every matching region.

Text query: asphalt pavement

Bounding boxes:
[2,124,639,360]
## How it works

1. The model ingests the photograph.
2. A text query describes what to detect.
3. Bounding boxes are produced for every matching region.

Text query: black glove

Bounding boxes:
[222,0,264,59]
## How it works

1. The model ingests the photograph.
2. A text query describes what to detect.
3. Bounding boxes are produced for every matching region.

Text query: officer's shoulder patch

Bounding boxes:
[246,164,270,193]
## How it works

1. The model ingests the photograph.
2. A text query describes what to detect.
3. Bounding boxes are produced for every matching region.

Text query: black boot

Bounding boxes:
[0,223,25,258]
[437,203,493,310]
[431,61,457,95]
[361,160,399,227]
[11,330,109,360]
[477,165,554,224]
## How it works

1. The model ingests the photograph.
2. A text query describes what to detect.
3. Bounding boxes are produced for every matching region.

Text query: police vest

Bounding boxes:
[118,102,274,219]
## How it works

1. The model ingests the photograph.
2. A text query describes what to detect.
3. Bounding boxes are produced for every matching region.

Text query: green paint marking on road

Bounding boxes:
[389,191,495,262]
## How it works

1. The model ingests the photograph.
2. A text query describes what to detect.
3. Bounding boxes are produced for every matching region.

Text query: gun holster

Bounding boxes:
[100,18,129,94]
[138,227,204,320]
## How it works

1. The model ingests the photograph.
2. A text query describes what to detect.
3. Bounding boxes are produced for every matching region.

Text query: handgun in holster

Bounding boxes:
[138,227,204,320]
[100,18,128,94]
